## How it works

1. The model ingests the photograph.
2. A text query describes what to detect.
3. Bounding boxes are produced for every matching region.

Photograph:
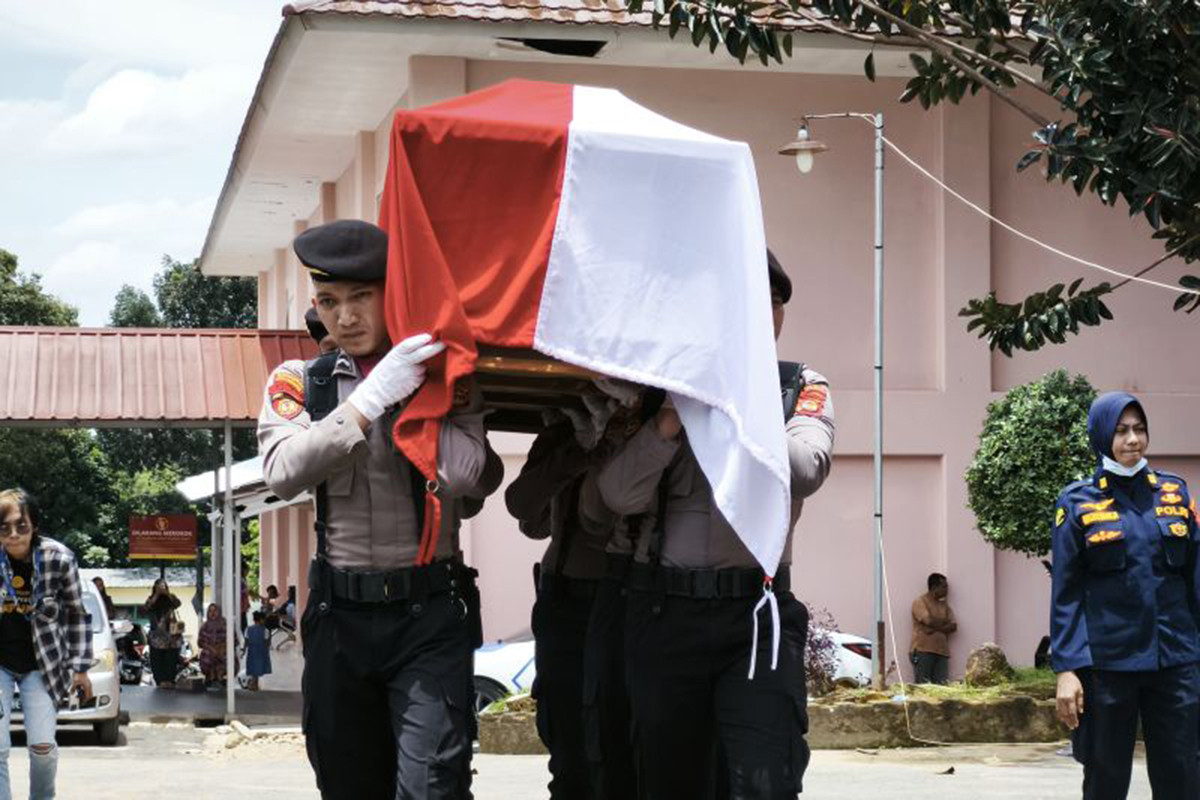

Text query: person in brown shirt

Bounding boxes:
[911,572,957,684]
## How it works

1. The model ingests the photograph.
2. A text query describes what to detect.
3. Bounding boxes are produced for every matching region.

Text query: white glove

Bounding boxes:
[347,333,446,422]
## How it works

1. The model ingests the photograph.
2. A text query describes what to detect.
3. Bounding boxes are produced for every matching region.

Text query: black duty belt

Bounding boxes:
[605,553,633,582]
[626,563,791,600]
[537,570,600,601]
[323,559,464,604]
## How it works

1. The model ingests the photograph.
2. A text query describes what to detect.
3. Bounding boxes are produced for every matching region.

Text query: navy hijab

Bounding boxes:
[1087,391,1148,463]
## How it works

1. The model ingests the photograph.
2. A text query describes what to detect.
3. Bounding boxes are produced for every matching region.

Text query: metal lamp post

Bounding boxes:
[780,112,887,689]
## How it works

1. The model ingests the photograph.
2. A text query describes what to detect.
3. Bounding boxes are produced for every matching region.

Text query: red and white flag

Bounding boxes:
[379,79,790,574]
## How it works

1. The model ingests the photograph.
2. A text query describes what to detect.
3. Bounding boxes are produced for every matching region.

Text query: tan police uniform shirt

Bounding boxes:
[586,370,836,570]
[506,422,614,581]
[257,352,498,571]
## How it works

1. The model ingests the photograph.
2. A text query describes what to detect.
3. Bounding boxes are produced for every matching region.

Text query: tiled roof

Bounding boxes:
[284,0,827,30]
[285,0,657,26]
[0,327,316,426]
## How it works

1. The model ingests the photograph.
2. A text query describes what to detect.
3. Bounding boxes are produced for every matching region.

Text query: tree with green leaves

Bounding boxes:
[154,255,257,329]
[0,248,77,326]
[965,370,1095,557]
[109,285,163,328]
[633,0,1200,354]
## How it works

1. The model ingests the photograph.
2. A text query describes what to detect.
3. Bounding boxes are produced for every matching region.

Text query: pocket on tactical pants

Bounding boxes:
[429,674,474,798]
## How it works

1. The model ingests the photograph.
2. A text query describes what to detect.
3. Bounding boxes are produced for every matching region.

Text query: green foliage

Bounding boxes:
[965,370,1096,557]
[109,285,163,328]
[152,255,257,329]
[0,248,78,326]
[959,279,1113,355]
[632,0,1200,351]
[242,519,261,591]
[0,428,110,557]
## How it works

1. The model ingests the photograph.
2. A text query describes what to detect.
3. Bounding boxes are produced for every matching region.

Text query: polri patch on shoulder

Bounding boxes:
[269,366,305,420]
[794,383,828,417]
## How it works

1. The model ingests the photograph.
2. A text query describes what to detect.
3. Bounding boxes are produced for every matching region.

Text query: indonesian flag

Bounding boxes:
[379,79,790,575]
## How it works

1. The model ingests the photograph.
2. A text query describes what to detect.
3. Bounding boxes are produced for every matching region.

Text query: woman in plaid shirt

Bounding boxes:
[0,489,93,800]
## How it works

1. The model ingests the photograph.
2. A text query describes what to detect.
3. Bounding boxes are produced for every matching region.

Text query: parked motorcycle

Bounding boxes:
[112,619,146,686]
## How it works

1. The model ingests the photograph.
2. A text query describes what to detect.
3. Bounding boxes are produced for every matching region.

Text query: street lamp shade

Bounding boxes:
[778,123,829,174]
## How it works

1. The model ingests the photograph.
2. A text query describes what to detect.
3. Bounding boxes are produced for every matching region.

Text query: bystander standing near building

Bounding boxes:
[910,573,957,684]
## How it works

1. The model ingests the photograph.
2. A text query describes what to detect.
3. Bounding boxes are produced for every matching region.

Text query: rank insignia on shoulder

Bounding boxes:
[1082,510,1119,526]
[1087,530,1123,545]
[1161,492,1183,505]
[794,383,828,417]
[1162,482,1181,493]
[1169,522,1189,538]
[1148,473,1158,486]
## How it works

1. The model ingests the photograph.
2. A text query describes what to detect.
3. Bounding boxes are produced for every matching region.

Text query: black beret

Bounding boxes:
[294,219,388,282]
[767,248,792,305]
[304,307,329,343]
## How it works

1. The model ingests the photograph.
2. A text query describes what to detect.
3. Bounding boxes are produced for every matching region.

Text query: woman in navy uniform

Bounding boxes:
[1051,391,1200,799]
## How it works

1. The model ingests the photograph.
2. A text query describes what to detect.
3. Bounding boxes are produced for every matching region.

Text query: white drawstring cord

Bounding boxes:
[747,580,781,679]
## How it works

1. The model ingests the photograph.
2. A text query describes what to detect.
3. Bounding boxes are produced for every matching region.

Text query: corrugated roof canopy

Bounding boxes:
[0,327,316,428]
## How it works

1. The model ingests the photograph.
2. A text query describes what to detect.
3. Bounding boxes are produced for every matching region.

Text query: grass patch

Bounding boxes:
[817,667,1057,705]
[480,691,531,716]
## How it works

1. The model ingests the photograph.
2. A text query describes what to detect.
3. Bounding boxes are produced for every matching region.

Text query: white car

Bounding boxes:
[823,628,872,686]
[473,638,535,713]
[472,627,874,712]
[11,582,122,745]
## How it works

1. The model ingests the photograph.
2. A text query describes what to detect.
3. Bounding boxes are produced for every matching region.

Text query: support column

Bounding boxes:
[319,182,337,224]
[355,131,377,221]
[223,420,236,716]
[270,249,288,329]
[289,219,309,328]
[257,270,270,329]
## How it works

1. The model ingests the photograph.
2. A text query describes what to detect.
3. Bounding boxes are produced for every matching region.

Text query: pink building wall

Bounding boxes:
[256,57,1199,678]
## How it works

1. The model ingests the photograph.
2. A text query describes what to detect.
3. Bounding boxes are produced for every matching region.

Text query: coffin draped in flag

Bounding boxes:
[379,79,790,574]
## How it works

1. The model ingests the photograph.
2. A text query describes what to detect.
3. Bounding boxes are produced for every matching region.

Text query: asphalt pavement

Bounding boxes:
[3,725,1155,799]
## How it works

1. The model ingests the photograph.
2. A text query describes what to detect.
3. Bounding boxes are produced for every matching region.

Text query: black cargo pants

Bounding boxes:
[1073,664,1199,800]
[531,578,594,800]
[625,588,810,800]
[581,575,636,800]
[301,569,476,800]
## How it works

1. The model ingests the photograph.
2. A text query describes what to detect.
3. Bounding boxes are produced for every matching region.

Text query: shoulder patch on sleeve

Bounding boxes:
[1055,507,1066,527]
[794,383,828,418]
[268,364,306,420]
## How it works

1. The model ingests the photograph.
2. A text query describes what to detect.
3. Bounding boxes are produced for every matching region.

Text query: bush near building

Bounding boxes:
[966,369,1096,557]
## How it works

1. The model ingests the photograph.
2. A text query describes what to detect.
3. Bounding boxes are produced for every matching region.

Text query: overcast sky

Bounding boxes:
[0,1,282,325]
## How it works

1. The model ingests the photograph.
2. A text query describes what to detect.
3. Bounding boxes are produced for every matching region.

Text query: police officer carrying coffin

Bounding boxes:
[505,397,646,800]
[1051,391,1200,799]
[258,219,500,800]
[583,248,835,799]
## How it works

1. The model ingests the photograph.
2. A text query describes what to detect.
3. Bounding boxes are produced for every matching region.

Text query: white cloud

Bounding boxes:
[0,98,62,152]
[45,67,255,156]
[41,197,216,325]
[0,1,281,73]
